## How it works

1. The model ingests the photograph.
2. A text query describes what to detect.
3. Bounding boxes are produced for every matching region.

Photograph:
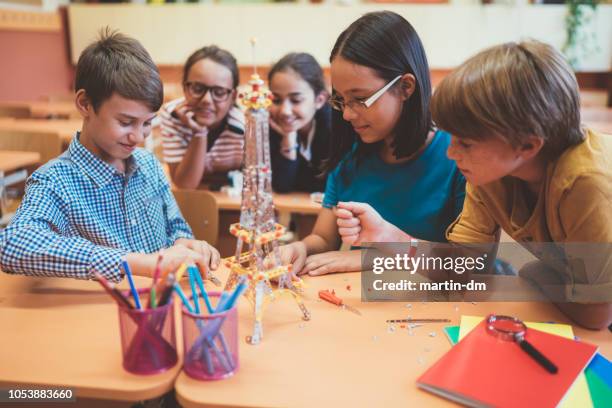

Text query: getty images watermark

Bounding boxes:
[360,242,612,303]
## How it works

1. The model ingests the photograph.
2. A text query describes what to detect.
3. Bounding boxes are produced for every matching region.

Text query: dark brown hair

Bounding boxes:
[183,45,239,88]
[268,52,327,96]
[431,40,584,159]
[74,27,163,112]
[324,11,433,175]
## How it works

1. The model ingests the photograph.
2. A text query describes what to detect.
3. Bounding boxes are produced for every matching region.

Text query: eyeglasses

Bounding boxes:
[184,81,233,102]
[329,75,402,112]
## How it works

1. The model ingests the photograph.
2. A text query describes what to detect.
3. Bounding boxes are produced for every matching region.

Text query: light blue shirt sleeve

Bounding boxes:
[0,174,127,282]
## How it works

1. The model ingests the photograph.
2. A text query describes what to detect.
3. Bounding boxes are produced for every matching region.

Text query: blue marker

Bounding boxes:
[121,260,141,310]
[221,279,248,312]
[190,266,213,314]
[173,283,194,314]
[188,268,201,314]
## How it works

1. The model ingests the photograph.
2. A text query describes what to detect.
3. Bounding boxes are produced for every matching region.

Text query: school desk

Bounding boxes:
[0,272,181,402]
[0,100,78,119]
[209,191,321,215]
[0,118,81,145]
[0,267,609,406]
[174,269,612,408]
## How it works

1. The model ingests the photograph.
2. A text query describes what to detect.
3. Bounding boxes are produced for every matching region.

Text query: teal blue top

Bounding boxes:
[322,130,465,242]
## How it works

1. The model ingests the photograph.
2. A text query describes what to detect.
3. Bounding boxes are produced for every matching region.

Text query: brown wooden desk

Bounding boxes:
[0,273,181,402]
[0,100,78,119]
[0,150,40,173]
[209,191,322,215]
[1,268,609,406]
[174,270,612,408]
[0,118,81,145]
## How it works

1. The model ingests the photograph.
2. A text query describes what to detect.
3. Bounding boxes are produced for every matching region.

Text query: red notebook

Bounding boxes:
[417,320,598,408]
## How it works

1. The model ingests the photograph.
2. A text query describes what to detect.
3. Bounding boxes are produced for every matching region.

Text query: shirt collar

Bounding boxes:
[69,132,140,188]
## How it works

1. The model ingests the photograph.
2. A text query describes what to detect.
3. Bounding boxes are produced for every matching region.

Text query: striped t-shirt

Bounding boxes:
[160,97,245,164]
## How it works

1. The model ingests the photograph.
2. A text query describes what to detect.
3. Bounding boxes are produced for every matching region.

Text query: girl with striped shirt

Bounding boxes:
[161,46,245,189]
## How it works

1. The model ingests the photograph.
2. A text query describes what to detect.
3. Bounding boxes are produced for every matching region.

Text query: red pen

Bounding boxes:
[93,271,134,309]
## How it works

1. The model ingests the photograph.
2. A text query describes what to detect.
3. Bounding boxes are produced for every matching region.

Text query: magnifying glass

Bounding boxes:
[486,314,558,374]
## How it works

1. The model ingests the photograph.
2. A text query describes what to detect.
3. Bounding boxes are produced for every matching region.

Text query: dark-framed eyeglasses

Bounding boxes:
[184,81,233,102]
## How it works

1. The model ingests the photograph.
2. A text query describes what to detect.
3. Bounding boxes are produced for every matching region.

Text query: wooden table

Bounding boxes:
[1,268,609,406]
[209,191,322,215]
[0,273,181,402]
[173,270,611,408]
[0,118,81,145]
[0,150,40,172]
[0,100,78,119]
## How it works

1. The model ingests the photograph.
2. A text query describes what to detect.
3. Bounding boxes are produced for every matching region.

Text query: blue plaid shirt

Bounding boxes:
[0,134,193,282]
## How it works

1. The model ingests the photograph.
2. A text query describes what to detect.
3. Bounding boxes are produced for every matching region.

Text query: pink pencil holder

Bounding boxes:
[117,288,178,375]
[181,292,239,380]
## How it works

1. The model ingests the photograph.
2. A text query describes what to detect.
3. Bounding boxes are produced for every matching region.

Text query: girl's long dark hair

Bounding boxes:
[324,11,433,178]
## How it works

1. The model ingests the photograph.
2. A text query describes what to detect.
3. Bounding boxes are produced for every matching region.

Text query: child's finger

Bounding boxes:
[210,246,220,270]
[337,216,359,228]
[339,226,361,237]
[335,208,355,219]
[308,265,330,276]
[337,201,369,216]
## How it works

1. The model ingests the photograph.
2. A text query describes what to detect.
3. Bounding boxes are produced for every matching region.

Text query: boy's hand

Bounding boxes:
[126,243,216,279]
[278,241,308,276]
[174,238,220,270]
[301,250,361,276]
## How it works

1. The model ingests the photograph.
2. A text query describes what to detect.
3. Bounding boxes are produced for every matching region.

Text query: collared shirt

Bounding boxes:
[446,128,612,301]
[0,134,193,282]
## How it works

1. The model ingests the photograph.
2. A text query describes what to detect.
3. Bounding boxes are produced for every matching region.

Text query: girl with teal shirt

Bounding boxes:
[280,11,466,276]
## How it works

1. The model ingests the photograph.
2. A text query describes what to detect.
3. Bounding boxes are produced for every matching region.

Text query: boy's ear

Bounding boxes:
[75,89,92,118]
[519,135,545,159]
[315,90,329,110]
[399,73,416,101]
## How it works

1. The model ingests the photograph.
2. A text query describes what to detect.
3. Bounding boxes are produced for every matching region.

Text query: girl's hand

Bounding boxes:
[301,250,361,276]
[207,130,244,172]
[270,118,298,160]
[278,241,308,276]
[173,102,208,136]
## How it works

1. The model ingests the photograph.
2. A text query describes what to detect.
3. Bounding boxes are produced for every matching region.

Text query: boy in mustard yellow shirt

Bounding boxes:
[334,40,612,329]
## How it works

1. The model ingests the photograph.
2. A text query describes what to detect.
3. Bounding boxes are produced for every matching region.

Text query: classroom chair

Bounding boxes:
[0,130,62,166]
[172,188,219,246]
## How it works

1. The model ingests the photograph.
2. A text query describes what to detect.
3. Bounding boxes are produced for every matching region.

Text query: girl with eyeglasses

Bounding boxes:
[161,46,245,189]
[268,52,332,193]
[280,11,466,276]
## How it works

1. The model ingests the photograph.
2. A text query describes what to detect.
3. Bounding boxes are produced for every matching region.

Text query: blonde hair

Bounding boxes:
[431,40,584,158]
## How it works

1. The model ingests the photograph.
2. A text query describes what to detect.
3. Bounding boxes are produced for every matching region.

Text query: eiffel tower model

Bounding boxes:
[224,48,310,345]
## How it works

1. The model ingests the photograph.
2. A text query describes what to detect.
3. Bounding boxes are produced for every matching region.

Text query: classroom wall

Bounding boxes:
[0,8,74,102]
[68,4,612,71]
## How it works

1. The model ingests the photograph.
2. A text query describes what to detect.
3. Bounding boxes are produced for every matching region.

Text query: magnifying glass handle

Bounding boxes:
[518,339,558,374]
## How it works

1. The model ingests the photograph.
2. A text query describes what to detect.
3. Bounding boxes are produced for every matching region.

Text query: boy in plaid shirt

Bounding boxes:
[0,29,219,282]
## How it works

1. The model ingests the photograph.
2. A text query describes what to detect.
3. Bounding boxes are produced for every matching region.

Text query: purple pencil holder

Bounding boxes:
[181,292,239,380]
[117,288,178,375]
